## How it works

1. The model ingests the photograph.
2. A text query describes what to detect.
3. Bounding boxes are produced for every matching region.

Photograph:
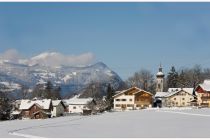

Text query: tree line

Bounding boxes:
[125,64,210,94]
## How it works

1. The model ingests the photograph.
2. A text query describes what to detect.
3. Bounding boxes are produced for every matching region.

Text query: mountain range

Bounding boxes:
[0,52,125,99]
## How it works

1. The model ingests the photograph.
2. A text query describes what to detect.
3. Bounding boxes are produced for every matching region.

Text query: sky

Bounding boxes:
[1,2,210,80]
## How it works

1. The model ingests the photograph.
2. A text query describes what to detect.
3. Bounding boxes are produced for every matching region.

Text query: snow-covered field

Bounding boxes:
[1,108,210,138]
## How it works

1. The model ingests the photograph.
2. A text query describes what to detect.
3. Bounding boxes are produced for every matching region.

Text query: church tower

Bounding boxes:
[156,64,165,92]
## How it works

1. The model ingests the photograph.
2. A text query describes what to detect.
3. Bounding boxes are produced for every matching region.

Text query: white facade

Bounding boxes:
[155,88,196,107]
[113,94,135,110]
[63,97,94,114]
[156,64,164,92]
[68,104,89,114]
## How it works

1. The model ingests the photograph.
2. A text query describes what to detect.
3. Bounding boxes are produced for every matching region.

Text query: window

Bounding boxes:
[176,102,178,105]
[122,99,126,101]
[127,104,133,107]
[174,98,176,100]
[115,104,121,107]
[129,99,132,101]
[182,102,185,105]
[116,99,120,101]
[73,106,76,109]
[190,98,192,100]
[182,98,185,100]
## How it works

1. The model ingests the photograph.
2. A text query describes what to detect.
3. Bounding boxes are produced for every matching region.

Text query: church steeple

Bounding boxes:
[156,64,164,92]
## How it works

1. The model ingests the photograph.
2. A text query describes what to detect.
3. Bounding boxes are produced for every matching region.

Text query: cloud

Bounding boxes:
[0,49,23,63]
[0,49,95,67]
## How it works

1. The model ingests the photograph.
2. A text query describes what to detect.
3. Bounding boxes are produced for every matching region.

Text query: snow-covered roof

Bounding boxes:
[19,99,51,110]
[11,110,21,115]
[156,71,164,76]
[63,98,93,105]
[168,88,194,95]
[198,80,210,92]
[155,92,171,98]
[52,100,62,106]
[156,88,196,98]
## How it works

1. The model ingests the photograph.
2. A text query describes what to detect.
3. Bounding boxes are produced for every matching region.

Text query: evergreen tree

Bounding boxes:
[106,83,114,110]
[0,91,11,120]
[45,81,53,99]
[167,66,178,88]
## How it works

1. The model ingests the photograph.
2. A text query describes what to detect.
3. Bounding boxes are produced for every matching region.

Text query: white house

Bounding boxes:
[63,97,95,114]
[155,88,196,107]
[51,100,66,117]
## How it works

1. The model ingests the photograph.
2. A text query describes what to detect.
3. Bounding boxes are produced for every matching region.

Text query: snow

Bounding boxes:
[62,74,72,83]
[52,100,62,106]
[155,92,170,97]
[168,88,194,94]
[19,99,51,110]
[63,98,93,105]
[2,108,210,138]
[156,71,164,76]
[0,82,21,91]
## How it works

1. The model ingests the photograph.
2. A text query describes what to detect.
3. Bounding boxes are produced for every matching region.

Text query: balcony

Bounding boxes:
[201,96,210,100]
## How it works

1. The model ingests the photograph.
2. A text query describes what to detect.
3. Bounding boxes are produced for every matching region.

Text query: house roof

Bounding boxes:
[52,100,61,106]
[19,99,51,110]
[155,88,195,98]
[197,80,210,92]
[113,86,153,98]
[63,98,93,105]
[168,88,194,95]
[155,92,171,98]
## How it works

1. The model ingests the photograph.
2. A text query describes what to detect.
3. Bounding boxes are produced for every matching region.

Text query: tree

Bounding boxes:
[126,69,155,94]
[45,81,53,99]
[20,85,29,99]
[0,89,12,120]
[106,83,114,110]
[167,66,179,88]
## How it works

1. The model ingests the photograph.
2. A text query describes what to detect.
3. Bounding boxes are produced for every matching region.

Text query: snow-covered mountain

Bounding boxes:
[0,52,124,99]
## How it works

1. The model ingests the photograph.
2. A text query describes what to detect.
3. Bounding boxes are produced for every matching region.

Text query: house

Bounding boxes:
[19,98,52,119]
[63,97,95,114]
[113,87,153,110]
[155,88,196,107]
[195,79,210,107]
[51,100,66,117]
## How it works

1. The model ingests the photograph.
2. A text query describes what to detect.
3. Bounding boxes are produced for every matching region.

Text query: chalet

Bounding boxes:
[155,88,196,107]
[51,100,66,117]
[195,80,210,107]
[63,97,96,114]
[19,98,52,119]
[113,87,153,110]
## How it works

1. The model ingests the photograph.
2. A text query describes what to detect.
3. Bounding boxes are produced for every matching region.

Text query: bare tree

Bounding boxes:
[126,69,155,94]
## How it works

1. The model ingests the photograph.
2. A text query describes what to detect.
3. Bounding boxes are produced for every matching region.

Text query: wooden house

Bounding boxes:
[113,87,153,110]
[19,98,52,119]
[195,80,210,107]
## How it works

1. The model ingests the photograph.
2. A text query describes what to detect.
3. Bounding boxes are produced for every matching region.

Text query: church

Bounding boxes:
[154,65,196,108]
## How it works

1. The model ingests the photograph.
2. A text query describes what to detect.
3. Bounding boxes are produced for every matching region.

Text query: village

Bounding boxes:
[6,65,210,120]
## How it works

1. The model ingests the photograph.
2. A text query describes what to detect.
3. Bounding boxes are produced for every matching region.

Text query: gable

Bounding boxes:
[124,87,140,95]
[196,85,205,93]
[170,90,193,98]
[28,103,43,110]
[135,91,152,97]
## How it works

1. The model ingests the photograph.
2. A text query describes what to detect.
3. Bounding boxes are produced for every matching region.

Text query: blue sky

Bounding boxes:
[1,2,210,80]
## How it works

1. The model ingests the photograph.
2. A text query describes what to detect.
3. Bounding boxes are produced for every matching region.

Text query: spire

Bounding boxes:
[159,62,162,72]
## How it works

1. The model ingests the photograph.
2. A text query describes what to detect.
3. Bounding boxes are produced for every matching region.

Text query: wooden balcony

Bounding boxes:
[201,96,210,100]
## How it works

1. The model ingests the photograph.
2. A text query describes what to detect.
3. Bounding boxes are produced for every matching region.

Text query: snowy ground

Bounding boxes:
[1,108,210,138]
